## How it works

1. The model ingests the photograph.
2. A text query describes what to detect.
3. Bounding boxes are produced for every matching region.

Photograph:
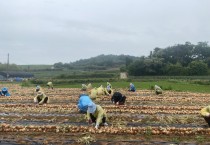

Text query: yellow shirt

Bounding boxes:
[36,90,48,104]
[87,105,107,125]
[47,82,53,88]
[87,83,92,89]
[97,86,105,96]
[201,106,210,117]
[89,88,98,100]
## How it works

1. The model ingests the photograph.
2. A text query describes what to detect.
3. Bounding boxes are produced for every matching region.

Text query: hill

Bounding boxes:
[54,54,140,70]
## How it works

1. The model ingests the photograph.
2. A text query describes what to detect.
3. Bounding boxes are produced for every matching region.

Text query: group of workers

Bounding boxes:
[77,82,164,129]
[2,81,210,128]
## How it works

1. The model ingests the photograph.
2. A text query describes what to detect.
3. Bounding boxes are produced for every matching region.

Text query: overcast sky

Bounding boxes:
[0,0,210,65]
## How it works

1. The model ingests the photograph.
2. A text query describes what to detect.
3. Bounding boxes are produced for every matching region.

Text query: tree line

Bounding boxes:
[53,41,210,76]
[2,41,209,77]
[126,42,210,76]
[53,54,139,71]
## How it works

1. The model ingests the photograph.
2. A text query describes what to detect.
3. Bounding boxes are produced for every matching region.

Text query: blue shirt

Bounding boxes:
[130,84,136,91]
[0,91,10,96]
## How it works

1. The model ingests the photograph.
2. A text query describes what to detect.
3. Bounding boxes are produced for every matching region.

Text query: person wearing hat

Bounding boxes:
[201,105,210,127]
[81,84,88,91]
[77,94,93,113]
[0,87,10,96]
[111,92,126,105]
[154,85,162,95]
[81,83,92,91]
[97,85,113,96]
[128,83,136,92]
[104,83,113,96]
[87,102,108,129]
[107,82,112,89]
[47,82,53,89]
[97,85,105,96]
[89,87,98,100]
[34,86,49,105]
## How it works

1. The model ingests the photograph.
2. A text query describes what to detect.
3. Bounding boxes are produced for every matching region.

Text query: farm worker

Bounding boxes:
[81,83,92,91]
[77,94,93,113]
[201,106,210,126]
[87,102,108,129]
[87,83,92,90]
[154,85,162,95]
[81,84,88,91]
[97,85,113,96]
[34,86,49,105]
[111,92,126,105]
[97,85,105,96]
[104,86,113,96]
[89,88,98,100]
[0,87,11,96]
[47,82,53,89]
[107,82,112,89]
[128,83,136,92]
[104,82,113,95]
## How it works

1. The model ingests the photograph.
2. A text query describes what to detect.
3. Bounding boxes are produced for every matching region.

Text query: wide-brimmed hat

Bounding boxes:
[87,102,96,113]
[2,87,8,92]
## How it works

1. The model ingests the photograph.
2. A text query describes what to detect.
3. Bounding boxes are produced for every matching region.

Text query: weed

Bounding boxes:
[171,137,181,144]
[77,134,96,145]
[195,135,205,143]
[145,126,152,140]
[20,81,32,87]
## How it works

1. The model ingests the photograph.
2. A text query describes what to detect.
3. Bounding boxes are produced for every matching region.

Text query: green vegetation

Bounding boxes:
[0,63,20,71]
[19,65,53,70]
[21,68,210,93]
[26,79,210,93]
[0,64,52,71]
[51,41,210,76]
[1,42,210,94]
[195,135,205,143]
[53,54,139,71]
[128,42,210,76]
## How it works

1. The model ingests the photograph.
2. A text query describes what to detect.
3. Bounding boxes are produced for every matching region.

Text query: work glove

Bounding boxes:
[95,124,99,129]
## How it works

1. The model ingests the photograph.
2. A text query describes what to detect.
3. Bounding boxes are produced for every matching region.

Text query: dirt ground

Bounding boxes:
[0,84,210,144]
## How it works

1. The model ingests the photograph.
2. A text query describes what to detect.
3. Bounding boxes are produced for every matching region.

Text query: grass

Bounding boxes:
[18,65,53,70]
[53,80,210,93]
[195,135,205,143]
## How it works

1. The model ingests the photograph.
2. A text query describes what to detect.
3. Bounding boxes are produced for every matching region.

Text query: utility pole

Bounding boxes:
[7,53,9,79]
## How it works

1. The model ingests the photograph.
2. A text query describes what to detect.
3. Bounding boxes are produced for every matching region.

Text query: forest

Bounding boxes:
[128,41,210,76]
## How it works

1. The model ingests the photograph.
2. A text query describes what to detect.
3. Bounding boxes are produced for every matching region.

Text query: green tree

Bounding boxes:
[165,63,187,76]
[128,57,145,76]
[193,42,210,60]
[188,61,208,75]
[54,62,64,69]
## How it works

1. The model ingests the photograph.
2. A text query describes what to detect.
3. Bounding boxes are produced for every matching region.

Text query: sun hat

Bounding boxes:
[2,87,8,92]
[87,102,96,113]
